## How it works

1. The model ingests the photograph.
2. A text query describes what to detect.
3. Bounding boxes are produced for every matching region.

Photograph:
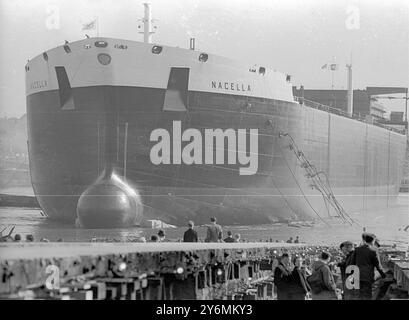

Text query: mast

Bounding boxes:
[346,63,353,116]
[139,3,156,43]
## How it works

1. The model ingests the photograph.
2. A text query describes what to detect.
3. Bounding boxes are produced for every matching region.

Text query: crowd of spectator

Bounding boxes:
[272,232,392,300]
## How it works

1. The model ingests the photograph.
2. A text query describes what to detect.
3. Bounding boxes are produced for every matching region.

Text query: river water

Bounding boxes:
[1,192,408,247]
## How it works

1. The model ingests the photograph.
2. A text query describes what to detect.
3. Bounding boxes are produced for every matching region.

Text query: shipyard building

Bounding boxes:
[292,86,408,128]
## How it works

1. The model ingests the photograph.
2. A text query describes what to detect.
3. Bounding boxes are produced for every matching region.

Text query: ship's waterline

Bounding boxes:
[1,195,408,244]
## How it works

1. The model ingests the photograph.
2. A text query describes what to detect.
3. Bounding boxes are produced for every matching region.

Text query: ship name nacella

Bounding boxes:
[211,81,251,92]
[150,121,258,175]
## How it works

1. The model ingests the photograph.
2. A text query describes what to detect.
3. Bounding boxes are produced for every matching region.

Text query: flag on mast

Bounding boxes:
[329,63,338,71]
[321,63,339,71]
[82,19,97,31]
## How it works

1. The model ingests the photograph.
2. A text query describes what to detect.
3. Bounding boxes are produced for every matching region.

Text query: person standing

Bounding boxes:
[308,252,339,300]
[205,217,223,242]
[273,253,292,300]
[183,221,198,242]
[157,229,166,242]
[351,233,386,300]
[337,241,356,300]
[224,230,235,243]
[234,233,241,243]
[371,238,386,299]
[288,256,311,300]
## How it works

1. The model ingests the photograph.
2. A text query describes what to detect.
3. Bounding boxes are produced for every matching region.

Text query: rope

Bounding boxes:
[276,140,331,227]
[278,132,360,226]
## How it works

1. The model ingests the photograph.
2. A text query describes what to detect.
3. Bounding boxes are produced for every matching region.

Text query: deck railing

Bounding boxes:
[294,96,407,135]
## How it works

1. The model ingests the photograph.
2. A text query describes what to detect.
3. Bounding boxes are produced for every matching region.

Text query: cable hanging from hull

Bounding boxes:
[278,132,358,226]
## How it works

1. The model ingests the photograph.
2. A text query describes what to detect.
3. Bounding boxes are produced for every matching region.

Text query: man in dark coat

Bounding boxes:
[310,252,339,300]
[224,230,235,243]
[351,233,386,300]
[274,253,292,300]
[183,220,198,242]
[338,241,356,299]
[288,256,311,300]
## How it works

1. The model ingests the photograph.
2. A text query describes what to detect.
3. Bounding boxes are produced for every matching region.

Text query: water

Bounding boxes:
[0,186,34,196]
[1,194,408,247]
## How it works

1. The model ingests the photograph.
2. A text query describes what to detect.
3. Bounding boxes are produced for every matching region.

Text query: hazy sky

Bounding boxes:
[0,0,408,117]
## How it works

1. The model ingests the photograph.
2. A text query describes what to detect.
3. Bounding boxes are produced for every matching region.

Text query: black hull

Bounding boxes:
[26,86,407,226]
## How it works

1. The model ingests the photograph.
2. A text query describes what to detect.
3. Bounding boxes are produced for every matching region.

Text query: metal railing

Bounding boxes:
[294,96,407,135]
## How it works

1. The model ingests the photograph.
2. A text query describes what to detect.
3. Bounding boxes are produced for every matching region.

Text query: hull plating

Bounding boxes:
[26,86,407,226]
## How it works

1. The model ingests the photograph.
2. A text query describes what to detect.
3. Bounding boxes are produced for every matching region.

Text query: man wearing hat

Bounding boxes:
[351,233,386,300]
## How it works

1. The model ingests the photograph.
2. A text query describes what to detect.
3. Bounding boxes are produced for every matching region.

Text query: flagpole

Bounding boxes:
[331,71,334,90]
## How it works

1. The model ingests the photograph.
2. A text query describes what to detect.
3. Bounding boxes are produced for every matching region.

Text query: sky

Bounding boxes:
[0,0,408,118]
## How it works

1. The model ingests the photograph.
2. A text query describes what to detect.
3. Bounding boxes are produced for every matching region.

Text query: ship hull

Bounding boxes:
[27,85,407,226]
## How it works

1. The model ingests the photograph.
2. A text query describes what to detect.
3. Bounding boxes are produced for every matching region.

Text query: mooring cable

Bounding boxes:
[276,141,331,227]
[278,132,360,227]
